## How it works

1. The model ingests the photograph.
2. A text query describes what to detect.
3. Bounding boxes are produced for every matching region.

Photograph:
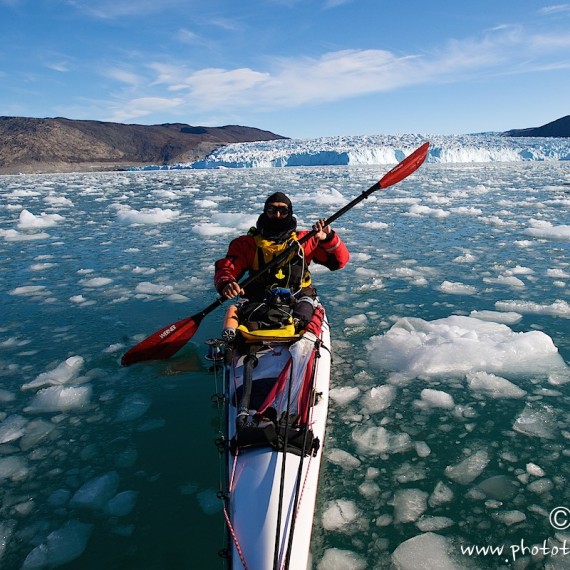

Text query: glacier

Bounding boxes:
[147,133,570,170]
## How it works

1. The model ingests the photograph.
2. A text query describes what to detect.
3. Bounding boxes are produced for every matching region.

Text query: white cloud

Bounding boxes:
[104,68,144,86]
[65,0,187,19]
[538,4,570,15]
[104,23,570,121]
[108,96,184,122]
[177,29,202,45]
[45,62,71,73]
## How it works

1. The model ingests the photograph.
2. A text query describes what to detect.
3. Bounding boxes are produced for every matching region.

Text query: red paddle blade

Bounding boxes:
[121,315,201,366]
[379,141,429,189]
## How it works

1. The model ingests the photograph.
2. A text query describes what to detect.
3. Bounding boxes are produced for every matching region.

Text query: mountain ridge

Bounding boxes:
[502,115,570,138]
[0,116,287,174]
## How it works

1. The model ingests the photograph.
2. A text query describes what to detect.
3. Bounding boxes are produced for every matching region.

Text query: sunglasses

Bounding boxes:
[265,205,289,216]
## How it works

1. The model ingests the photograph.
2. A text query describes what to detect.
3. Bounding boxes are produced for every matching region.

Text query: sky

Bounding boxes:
[1,0,569,139]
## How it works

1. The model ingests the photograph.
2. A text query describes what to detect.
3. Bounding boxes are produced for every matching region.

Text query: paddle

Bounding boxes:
[121,141,430,366]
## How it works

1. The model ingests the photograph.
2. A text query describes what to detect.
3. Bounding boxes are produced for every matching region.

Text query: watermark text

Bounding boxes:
[461,539,569,563]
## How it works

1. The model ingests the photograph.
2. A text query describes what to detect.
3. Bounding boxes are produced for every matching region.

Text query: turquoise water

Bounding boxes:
[0,163,569,568]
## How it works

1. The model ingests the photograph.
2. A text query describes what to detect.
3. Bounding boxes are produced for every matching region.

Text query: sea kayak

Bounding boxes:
[218,304,331,570]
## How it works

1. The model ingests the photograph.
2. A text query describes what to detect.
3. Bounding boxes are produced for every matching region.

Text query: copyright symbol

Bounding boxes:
[550,506,570,530]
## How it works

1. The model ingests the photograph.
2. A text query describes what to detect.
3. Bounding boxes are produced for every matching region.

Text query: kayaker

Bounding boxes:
[214,192,349,330]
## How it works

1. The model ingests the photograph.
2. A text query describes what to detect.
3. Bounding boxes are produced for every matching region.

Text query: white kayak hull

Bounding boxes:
[224,312,331,570]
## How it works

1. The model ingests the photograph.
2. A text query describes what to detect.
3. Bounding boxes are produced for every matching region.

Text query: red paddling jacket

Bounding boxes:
[214,227,349,300]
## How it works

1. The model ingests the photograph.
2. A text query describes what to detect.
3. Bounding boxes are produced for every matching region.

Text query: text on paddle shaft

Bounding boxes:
[159,325,177,339]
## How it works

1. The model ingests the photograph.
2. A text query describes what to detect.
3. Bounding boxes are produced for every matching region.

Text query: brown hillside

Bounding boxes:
[0,117,287,174]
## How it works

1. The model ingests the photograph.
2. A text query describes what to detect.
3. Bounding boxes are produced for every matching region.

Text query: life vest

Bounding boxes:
[248,232,312,296]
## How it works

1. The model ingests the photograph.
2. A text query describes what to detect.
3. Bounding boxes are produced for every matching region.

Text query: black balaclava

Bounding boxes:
[256,192,297,241]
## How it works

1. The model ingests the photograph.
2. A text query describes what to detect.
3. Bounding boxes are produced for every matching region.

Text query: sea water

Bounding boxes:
[0,162,569,569]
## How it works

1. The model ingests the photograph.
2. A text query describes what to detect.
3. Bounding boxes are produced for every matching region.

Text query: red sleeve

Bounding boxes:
[214,235,257,294]
[299,230,350,270]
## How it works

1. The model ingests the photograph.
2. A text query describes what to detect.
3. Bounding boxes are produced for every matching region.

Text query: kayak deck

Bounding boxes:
[221,307,331,570]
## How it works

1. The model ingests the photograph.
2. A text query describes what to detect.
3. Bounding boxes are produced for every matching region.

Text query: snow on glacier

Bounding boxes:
[166,133,570,169]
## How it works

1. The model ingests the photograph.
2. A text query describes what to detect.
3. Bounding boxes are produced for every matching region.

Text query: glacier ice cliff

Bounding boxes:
[137,133,570,170]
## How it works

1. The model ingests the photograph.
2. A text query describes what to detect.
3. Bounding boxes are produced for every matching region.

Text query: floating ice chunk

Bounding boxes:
[470,310,523,324]
[368,315,568,379]
[361,385,396,413]
[327,448,361,469]
[495,299,570,319]
[322,499,361,532]
[394,462,427,484]
[483,274,526,289]
[469,475,519,501]
[408,204,449,218]
[43,194,73,207]
[115,448,138,468]
[492,510,526,526]
[197,489,222,515]
[352,426,412,455]
[317,548,367,570]
[344,314,368,326]
[70,471,120,511]
[526,462,545,477]
[135,282,174,295]
[416,516,455,532]
[19,419,57,450]
[195,199,218,208]
[0,229,50,241]
[438,281,477,295]
[191,223,236,236]
[358,481,380,498]
[350,253,372,262]
[453,253,477,263]
[357,221,388,230]
[106,491,138,517]
[0,389,16,402]
[166,293,189,303]
[115,393,151,422]
[393,489,428,523]
[17,209,64,229]
[445,450,490,485]
[415,389,454,410]
[392,533,466,570]
[513,403,557,439]
[548,370,570,386]
[466,371,526,399]
[0,456,28,481]
[48,489,72,507]
[179,482,198,495]
[22,520,92,569]
[523,219,570,241]
[415,441,432,458]
[0,520,16,564]
[24,385,92,413]
[207,212,257,231]
[22,356,84,391]
[450,207,482,216]
[116,207,180,225]
[9,285,47,296]
[136,418,166,431]
[547,268,570,279]
[329,386,360,405]
[527,478,554,494]
[80,277,113,287]
[0,414,27,444]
